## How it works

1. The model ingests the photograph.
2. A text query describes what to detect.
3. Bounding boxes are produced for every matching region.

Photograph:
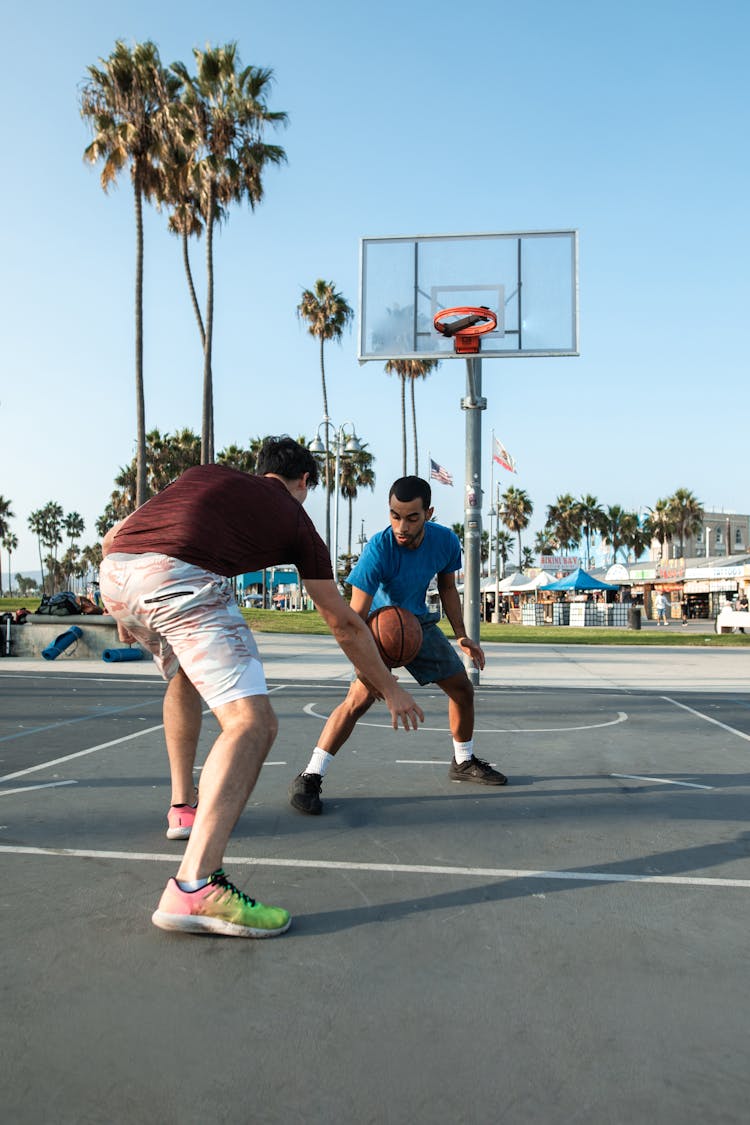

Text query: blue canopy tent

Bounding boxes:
[539,567,618,592]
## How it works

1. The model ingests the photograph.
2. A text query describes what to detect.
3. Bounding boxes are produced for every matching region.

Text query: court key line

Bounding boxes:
[662,696,750,742]
[0,781,78,797]
[0,683,288,783]
[611,773,713,790]
[303,703,628,734]
[1,844,748,889]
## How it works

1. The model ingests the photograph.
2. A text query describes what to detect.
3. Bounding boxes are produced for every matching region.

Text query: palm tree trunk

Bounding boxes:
[37,537,45,595]
[134,179,147,507]
[202,184,216,465]
[517,530,523,570]
[400,376,407,476]
[320,336,331,552]
[181,230,205,345]
[410,377,418,475]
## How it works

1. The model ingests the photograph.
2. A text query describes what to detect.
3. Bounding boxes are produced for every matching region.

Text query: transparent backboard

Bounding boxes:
[358,230,578,361]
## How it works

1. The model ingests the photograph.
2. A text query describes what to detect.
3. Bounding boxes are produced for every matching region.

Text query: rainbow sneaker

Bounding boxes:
[151,870,291,938]
[166,801,198,840]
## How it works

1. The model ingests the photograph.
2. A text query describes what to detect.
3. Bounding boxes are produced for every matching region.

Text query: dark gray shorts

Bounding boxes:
[403,612,465,686]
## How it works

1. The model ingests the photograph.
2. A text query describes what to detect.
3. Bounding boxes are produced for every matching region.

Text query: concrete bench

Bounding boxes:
[715,609,750,634]
[7,615,153,660]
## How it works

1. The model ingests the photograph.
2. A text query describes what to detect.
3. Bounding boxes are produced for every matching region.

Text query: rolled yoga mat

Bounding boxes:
[102,647,144,663]
[42,626,84,661]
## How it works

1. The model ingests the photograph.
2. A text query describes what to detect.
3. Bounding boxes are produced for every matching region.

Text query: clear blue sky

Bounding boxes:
[2,0,749,575]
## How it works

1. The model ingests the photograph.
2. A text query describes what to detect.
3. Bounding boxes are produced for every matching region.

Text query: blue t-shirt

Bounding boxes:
[347,522,462,616]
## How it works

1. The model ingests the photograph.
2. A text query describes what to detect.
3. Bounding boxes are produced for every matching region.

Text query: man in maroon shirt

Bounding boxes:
[100,436,424,938]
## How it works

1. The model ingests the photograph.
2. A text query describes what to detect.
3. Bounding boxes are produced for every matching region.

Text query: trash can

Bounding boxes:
[627,607,641,631]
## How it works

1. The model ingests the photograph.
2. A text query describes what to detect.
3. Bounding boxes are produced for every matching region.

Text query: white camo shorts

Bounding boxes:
[99,553,267,709]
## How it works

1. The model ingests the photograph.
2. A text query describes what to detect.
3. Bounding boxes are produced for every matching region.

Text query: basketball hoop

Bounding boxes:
[433,306,498,354]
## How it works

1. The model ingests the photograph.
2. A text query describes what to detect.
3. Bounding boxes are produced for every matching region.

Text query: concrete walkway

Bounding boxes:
[5,632,750,693]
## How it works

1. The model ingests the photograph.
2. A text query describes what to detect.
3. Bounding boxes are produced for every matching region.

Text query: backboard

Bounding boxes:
[358,230,578,361]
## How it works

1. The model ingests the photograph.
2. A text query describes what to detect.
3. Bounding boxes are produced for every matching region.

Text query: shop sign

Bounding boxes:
[540,555,580,571]
[685,566,744,580]
[629,568,655,580]
[656,560,685,580]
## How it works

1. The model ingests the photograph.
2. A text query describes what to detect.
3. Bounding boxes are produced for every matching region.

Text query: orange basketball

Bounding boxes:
[368,606,423,668]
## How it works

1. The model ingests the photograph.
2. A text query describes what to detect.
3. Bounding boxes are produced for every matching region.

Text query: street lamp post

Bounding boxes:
[309,419,361,585]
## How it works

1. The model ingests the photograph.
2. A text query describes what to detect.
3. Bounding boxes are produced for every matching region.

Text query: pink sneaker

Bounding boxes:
[151,870,291,937]
[166,801,197,840]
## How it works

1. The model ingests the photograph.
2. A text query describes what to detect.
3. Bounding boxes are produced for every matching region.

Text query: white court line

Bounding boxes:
[0,722,170,783]
[1,844,748,889]
[662,695,750,742]
[303,702,628,734]
[611,773,713,790]
[0,780,78,797]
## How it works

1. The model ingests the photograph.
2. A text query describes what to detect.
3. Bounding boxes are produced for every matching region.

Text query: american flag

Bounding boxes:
[430,458,454,486]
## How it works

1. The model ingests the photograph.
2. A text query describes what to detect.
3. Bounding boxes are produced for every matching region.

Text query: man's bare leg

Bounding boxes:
[317,676,376,755]
[439,671,507,785]
[164,668,203,806]
[176,694,278,881]
[289,677,375,814]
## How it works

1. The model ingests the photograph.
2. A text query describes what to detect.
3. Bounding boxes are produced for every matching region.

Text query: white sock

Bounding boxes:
[305,748,334,776]
[176,876,210,892]
[452,739,474,764]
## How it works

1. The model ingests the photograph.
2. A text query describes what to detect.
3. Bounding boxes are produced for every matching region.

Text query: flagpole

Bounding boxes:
[489,429,495,584]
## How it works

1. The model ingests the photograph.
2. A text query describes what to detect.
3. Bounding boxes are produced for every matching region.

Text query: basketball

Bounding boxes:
[368,605,423,668]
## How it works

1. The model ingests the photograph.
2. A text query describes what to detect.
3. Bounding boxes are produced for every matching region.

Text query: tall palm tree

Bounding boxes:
[602,505,634,565]
[81,41,178,508]
[643,498,675,561]
[534,528,555,557]
[338,445,375,559]
[0,495,15,595]
[383,359,439,475]
[297,279,354,551]
[577,494,607,569]
[667,487,703,559]
[501,486,534,571]
[173,44,288,465]
[28,510,47,593]
[2,533,18,595]
[545,494,582,553]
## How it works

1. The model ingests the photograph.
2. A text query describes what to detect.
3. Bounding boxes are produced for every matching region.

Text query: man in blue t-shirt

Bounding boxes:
[289,475,508,814]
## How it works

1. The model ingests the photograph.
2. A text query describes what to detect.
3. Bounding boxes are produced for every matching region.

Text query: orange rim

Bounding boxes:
[433,306,498,337]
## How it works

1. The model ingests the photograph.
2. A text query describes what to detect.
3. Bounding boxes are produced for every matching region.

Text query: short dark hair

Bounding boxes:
[389,475,431,509]
[256,436,319,487]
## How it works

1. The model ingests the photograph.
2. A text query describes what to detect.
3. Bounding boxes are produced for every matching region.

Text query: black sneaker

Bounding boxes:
[289,772,323,815]
[449,756,508,786]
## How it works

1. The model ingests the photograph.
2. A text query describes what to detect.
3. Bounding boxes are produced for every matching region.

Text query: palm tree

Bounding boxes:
[0,495,15,595]
[28,510,47,593]
[173,44,288,465]
[545,494,582,553]
[2,532,18,595]
[338,445,375,559]
[501,486,534,571]
[667,487,703,559]
[625,518,651,563]
[522,546,535,571]
[534,528,555,557]
[577,494,607,569]
[496,530,513,577]
[297,280,354,551]
[643,498,675,561]
[602,505,635,565]
[81,41,178,508]
[383,359,439,475]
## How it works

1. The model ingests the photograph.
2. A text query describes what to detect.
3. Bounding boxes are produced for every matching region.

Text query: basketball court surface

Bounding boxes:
[1,638,749,1123]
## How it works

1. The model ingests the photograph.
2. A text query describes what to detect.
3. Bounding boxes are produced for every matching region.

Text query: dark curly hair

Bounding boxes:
[255,436,320,487]
[389,476,431,509]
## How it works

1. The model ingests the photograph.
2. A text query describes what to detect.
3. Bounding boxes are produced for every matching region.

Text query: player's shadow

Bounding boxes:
[294,832,750,936]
